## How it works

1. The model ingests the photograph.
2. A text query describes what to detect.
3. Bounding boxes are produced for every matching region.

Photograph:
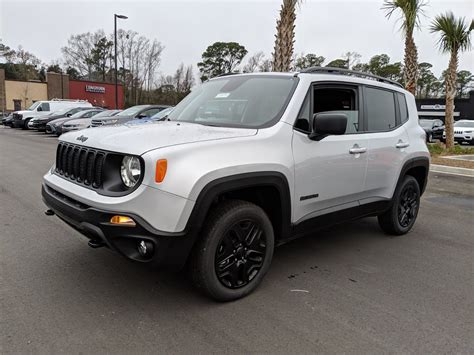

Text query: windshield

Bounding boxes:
[69,110,93,118]
[52,108,71,116]
[93,110,118,118]
[116,105,148,117]
[151,107,173,119]
[454,121,474,128]
[28,102,41,110]
[167,75,298,128]
[419,120,433,128]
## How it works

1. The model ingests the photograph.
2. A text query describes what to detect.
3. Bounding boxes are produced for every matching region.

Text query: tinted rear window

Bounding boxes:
[366,87,397,131]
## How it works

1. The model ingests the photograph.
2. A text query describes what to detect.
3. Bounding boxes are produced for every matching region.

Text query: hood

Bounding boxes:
[60,121,257,155]
[63,118,93,127]
[49,117,71,126]
[13,110,32,115]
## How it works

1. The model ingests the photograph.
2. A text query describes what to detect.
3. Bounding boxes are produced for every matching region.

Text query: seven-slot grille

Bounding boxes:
[55,142,106,188]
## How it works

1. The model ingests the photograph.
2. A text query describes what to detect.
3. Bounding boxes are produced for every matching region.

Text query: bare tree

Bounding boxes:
[243,51,266,73]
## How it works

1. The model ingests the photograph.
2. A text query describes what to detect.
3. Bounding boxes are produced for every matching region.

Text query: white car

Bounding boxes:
[12,99,92,129]
[443,120,474,145]
[42,69,430,301]
[62,109,122,133]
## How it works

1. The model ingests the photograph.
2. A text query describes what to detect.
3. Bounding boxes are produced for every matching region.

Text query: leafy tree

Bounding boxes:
[416,62,440,98]
[272,0,304,72]
[47,64,63,74]
[383,0,426,95]
[326,59,348,68]
[294,53,325,70]
[457,70,472,98]
[66,66,80,80]
[0,45,42,80]
[197,42,248,81]
[87,37,113,81]
[431,12,473,148]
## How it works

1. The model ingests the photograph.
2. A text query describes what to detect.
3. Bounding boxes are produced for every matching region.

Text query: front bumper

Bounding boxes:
[42,183,195,268]
[12,118,24,128]
[31,121,48,130]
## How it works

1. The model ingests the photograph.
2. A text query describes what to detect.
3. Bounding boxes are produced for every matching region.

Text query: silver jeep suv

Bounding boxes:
[42,68,430,301]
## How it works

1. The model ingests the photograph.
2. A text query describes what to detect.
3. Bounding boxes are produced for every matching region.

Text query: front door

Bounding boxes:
[292,83,369,224]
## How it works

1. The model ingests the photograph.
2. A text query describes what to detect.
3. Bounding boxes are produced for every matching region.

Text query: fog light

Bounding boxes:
[110,215,136,226]
[137,240,154,257]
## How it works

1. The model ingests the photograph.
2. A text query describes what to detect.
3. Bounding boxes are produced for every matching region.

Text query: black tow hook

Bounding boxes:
[88,240,105,249]
[44,209,55,216]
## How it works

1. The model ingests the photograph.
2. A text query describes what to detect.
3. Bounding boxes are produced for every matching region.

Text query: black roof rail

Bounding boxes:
[299,67,404,88]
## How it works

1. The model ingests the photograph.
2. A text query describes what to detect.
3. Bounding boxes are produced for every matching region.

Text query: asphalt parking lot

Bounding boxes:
[1,126,472,353]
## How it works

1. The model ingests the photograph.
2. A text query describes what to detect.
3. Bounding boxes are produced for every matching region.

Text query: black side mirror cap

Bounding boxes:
[309,113,347,141]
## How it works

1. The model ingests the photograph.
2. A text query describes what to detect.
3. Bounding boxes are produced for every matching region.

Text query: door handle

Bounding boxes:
[349,146,367,154]
[396,141,410,149]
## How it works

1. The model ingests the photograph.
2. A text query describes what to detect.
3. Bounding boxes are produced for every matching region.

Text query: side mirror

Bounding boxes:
[66,113,72,117]
[37,106,43,112]
[137,114,147,119]
[309,113,347,141]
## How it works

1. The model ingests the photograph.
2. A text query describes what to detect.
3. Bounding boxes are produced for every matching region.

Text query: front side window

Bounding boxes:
[40,103,50,111]
[295,85,360,134]
[140,108,163,118]
[365,87,397,131]
[168,75,298,128]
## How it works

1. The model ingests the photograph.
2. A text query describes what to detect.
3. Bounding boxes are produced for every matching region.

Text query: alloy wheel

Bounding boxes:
[215,219,267,289]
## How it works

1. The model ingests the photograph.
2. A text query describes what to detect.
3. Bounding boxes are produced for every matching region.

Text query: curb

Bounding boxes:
[430,164,474,177]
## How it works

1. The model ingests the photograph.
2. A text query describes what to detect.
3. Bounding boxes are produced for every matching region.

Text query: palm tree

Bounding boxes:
[383,0,426,95]
[272,0,303,72]
[431,12,473,149]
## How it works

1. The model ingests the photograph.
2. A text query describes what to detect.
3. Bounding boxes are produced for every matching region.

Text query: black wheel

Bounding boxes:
[378,175,420,236]
[190,200,274,301]
[22,118,31,130]
[427,133,433,143]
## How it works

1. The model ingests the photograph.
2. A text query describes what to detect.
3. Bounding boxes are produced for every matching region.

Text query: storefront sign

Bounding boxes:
[85,85,106,94]
[420,104,448,110]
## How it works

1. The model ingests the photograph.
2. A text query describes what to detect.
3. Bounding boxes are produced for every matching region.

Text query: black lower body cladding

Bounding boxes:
[41,183,195,269]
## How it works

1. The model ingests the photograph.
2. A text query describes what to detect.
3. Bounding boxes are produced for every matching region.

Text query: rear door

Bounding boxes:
[361,86,410,203]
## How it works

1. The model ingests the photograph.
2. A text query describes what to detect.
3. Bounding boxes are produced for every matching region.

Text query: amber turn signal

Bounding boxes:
[155,159,167,183]
[110,215,136,226]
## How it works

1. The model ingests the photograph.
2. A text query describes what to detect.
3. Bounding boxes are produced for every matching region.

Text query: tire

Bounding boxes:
[190,200,274,301]
[427,133,433,143]
[378,175,420,236]
[22,118,31,130]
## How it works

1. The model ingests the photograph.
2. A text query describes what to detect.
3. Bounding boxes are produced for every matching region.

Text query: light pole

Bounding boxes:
[114,14,128,109]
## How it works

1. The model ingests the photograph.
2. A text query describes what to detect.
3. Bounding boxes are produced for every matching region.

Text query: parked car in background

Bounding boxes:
[46,109,104,136]
[90,105,170,127]
[12,99,92,129]
[30,107,94,132]
[126,107,174,125]
[62,109,122,134]
[443,120,474,145]
[2,113,14,127]
[419,119,444,142]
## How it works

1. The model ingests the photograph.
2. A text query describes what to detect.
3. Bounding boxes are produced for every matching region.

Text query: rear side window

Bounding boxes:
[365,87,396,131]
[397,93,408,123]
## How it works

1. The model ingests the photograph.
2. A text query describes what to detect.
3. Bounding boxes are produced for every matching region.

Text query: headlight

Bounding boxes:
[120,156,141,188]
[107,119,119,125]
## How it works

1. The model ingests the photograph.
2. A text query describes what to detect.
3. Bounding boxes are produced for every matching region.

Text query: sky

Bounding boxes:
[1,0,473,79]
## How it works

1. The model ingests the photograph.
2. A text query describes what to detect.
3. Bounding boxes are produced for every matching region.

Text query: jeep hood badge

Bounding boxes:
[76,135,88,142]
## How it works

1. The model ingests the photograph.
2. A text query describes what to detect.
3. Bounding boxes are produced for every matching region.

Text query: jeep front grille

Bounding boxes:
[55,142,106,188]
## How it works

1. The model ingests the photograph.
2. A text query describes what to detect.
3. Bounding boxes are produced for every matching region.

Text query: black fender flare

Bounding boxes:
[396,157,430,195]
[184,171,292,239]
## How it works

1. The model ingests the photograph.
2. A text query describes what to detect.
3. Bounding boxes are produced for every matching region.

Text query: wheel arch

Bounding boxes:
[397,157,430,195]
[184,172,292,243]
